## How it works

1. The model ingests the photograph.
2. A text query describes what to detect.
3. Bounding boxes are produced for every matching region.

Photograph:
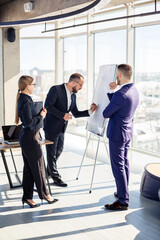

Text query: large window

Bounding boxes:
[64,35,87,135]
[133,25,160,154]
[20,24,55,102]
[18,4,160,158]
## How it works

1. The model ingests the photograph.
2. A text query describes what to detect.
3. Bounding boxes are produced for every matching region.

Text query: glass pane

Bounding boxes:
[62,17,87,35]
[20,23,55,38]
[93,9,126,31]
[94,29,126,85]
[134,3,160,24]
[64,35,87,135]
[134,25,160,154]
[20,37,55,102]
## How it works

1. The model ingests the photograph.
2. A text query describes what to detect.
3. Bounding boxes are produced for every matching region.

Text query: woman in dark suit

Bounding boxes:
[15,75,58,208]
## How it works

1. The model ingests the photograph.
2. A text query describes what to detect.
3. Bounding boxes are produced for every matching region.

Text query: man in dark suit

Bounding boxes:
[44,73,97,187]
[103,64,139,210]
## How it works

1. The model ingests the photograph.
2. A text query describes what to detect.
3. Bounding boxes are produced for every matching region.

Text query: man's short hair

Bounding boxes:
[118,64,132,80]
[69,73,84,82]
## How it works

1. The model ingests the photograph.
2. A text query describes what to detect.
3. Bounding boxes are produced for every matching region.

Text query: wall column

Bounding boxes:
[2,28,20,125]
[0,29,4,127]
[55,21,63,84]
[87,13,94,106]
[126,3,134,67]
[86,13,94,154]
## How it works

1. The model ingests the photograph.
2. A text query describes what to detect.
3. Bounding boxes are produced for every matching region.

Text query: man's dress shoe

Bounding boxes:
[114,192,118,198]
[104,200,128,210]
[54,179,67,187]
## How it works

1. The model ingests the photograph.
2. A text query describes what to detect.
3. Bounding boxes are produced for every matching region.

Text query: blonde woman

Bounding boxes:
[15,75,58,208]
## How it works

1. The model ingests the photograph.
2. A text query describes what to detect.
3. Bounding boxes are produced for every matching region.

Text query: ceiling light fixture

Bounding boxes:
[24,1,34,13]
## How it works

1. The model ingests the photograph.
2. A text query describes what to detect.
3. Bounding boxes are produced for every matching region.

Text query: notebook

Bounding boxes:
[31,101,43,129]
[31,101,43,117]
[2,125,23,145]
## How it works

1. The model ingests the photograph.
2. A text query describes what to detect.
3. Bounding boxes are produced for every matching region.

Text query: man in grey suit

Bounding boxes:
[44,73,97,187]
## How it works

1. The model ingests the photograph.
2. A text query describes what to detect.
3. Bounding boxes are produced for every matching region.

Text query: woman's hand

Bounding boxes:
[40,107,47,119]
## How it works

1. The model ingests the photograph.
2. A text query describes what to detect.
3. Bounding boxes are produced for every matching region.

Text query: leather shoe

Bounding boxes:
[114,192,118,198]
[104,200,128,210]
[54,179,67,187]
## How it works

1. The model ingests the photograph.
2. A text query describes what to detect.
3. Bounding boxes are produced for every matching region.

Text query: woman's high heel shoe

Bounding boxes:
[22,199,40,208]
[41,197,58,205]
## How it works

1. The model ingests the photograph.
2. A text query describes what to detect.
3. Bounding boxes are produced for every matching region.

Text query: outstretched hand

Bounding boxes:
[90,103,98,112]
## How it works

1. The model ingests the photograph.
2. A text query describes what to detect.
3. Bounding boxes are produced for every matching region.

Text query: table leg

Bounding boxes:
[0,150,22,188]
[10,149,22,184]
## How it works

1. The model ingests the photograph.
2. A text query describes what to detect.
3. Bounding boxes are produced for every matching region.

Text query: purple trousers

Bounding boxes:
[109,140,130,204]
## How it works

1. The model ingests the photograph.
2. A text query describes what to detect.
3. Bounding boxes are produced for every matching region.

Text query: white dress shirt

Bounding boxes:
[64,84,92,115]
[64,84,72,110]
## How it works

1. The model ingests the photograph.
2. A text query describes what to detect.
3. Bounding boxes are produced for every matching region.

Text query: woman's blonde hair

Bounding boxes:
[15,75,33,125]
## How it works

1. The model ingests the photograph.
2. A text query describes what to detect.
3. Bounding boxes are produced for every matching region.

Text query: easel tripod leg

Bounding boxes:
[76,133,92,180]
[89,137,100,193]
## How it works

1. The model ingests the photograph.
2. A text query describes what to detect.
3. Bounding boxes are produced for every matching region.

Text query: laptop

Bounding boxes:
[2,125,23,145]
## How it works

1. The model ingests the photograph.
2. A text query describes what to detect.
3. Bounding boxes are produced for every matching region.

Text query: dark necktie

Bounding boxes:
[69,94,74,111]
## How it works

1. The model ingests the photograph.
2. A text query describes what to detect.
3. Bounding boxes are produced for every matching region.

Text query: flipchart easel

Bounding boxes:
[76,64,117,193]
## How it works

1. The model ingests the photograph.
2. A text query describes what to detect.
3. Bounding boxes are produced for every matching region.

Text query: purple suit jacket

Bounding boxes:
[103,83,139,143]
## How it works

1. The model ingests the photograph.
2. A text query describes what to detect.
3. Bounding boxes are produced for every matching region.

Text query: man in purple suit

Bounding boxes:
[103,64,139,210]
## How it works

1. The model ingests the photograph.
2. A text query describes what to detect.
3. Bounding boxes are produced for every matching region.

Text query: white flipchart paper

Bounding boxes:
[86,64,117,137]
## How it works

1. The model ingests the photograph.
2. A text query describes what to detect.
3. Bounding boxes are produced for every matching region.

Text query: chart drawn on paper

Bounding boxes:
[86,64,117,137]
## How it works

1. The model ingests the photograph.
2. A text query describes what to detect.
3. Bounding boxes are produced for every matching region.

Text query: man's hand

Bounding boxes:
[109,82,118,90]
[63,113,72,121]
[90,103,98,113]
